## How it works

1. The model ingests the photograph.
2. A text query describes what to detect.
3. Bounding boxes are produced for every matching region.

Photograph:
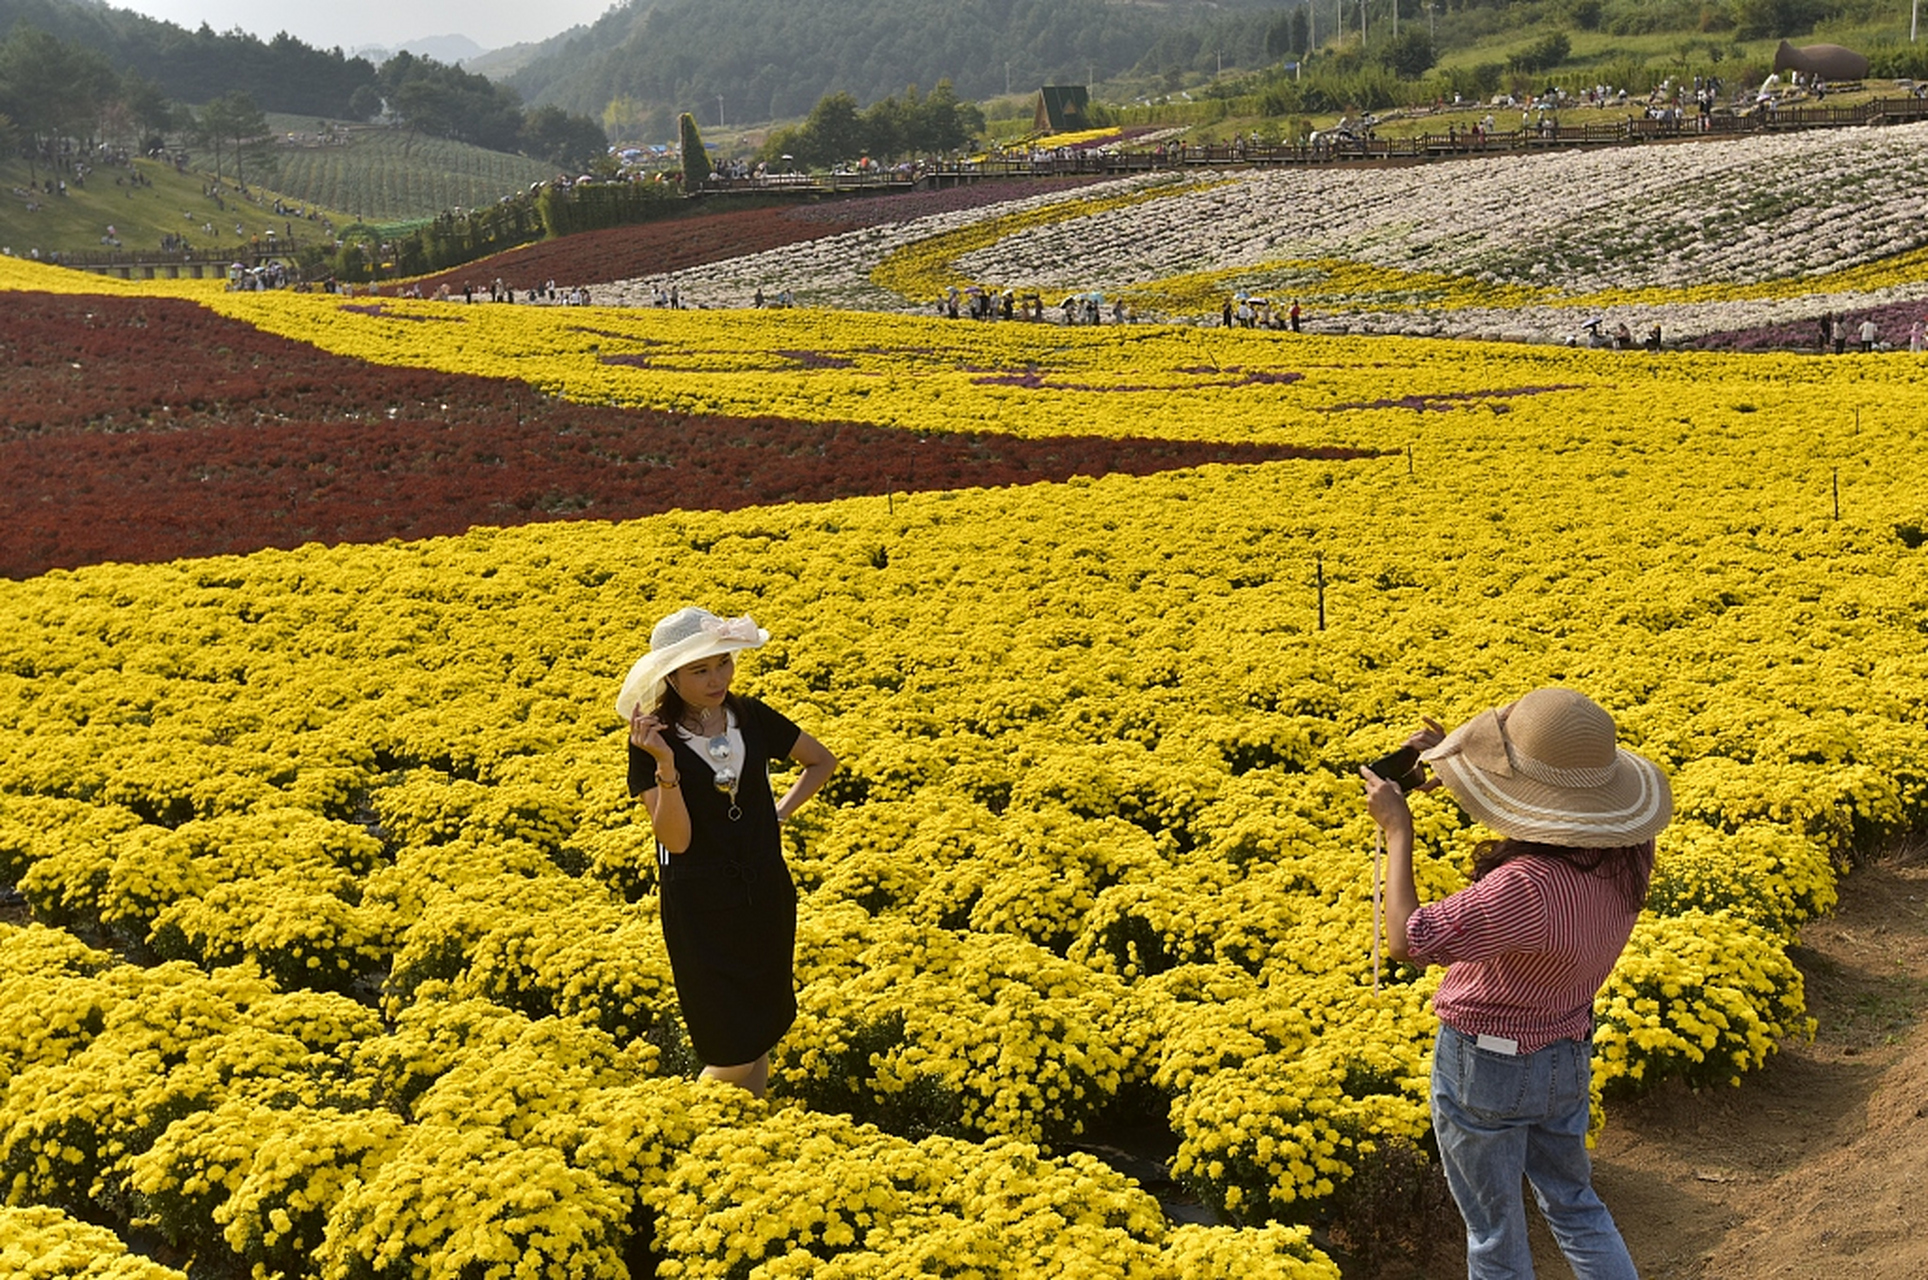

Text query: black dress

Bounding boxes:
[628,695,801,1067]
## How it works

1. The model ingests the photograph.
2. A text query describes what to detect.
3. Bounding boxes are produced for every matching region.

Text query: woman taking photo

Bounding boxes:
[616,606,837,1097]
[1361,686,1671,1280]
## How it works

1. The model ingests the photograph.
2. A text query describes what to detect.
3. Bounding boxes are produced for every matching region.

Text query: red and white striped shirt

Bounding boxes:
[1407,852,1645,1054]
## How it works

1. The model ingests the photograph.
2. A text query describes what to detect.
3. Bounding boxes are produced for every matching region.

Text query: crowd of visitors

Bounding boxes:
[1816,311,1918,353]
[1222,294,1302,331]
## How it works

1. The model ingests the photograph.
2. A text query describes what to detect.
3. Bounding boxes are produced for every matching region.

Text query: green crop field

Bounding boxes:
[215,118,557,224]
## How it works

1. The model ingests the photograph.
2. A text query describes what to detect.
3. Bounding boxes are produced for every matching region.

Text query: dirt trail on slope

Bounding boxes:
[1375,843,1928,1280]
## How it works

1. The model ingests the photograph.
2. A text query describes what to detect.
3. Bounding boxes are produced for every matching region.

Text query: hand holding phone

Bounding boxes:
[1366,745,1428,794]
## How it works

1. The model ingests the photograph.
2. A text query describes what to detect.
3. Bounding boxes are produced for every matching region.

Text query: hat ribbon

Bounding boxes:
[1509,753,1617,789]
[699,614,760,645]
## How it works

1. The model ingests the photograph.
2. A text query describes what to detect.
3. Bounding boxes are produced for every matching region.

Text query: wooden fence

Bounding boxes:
[52,245,294,280]
[700,93,1928,193]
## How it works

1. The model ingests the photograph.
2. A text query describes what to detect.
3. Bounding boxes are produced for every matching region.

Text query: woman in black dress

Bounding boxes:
[616,607,837,1097]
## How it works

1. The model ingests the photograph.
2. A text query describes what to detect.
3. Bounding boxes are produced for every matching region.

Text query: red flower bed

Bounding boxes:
[771,179,1109,227]
[0,292,1379,579]
[405,206,858,295]
[405,181,1109,293]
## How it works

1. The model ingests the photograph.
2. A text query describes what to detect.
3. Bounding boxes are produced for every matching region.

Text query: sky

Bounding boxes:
[111,0,624,55]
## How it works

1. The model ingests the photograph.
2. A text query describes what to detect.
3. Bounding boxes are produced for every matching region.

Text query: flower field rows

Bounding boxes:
[592,125,1928,344]
[196,285,1620,447]
[595,172,1188,313]
[2,205,1927,1278]
[402,180,1115,300]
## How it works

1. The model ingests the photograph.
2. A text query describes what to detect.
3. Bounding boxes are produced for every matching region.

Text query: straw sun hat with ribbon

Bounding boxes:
[614,607,768,722]
[1420,687,1672,847]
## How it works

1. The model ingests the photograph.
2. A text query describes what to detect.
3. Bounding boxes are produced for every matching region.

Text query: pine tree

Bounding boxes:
[678,112,711,188]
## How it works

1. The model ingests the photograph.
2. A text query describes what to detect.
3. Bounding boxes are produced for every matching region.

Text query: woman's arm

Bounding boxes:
[644,774,692,854]
[632,711,692,854]
[1360,717,1446,962]
[1361,769,1421,961]
[776,731,837,823]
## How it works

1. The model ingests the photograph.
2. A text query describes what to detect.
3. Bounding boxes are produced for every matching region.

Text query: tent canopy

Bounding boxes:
[1034,86,1092,133]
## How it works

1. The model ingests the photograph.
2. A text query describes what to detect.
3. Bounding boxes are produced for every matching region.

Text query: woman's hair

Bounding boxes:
[1470,838,1654,913]
[650,680,741,729]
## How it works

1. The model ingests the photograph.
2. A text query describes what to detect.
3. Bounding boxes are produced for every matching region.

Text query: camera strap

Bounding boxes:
[1371,826,1384,994]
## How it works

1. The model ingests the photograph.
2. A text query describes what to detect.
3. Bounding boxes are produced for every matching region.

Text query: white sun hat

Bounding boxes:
[614,607,768,721]
[1420,687,1672,847]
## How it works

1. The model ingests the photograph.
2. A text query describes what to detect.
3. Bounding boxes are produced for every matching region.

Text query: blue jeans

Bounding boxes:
[1431,1023,1638,1280]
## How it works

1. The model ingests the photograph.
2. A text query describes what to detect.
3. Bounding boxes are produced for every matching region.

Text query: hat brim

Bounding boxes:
[1423,740,1672,847]
[614,627,768,721]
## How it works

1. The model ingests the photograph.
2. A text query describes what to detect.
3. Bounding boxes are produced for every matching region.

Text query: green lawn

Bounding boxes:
[3,118,558,258]
[0,154,347,263]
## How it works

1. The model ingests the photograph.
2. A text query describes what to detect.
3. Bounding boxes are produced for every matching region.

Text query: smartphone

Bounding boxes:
[1367,745,1428,793]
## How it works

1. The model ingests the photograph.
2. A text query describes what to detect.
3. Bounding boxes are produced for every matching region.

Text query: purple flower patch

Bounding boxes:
[335,303,454,323]
[775,350,859,370]
[1688,300,1928,353]
[968,366,1305,393]
[1320,384,1583,412]
[570,326,668,345]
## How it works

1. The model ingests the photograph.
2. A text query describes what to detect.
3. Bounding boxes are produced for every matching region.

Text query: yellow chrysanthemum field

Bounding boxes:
[3,133,1927,1278]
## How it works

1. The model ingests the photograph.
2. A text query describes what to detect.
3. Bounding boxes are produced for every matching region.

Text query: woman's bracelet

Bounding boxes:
[655,773,680,790]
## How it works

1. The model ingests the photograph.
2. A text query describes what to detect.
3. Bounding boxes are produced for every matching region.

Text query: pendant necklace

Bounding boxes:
[688,706,742,820]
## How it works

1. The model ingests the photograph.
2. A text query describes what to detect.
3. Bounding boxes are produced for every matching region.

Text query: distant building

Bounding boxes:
[1033,86,1092,133]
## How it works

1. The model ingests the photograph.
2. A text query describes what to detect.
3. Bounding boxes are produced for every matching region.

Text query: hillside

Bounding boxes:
[0,116,564,256]
[504,0,1284,129]
[0,152,346,264]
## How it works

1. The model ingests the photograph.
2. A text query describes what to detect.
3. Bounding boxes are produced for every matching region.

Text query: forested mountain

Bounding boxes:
[507,0,1288,131]
[0,0,610,174]
[0,0,378,116]
[3,0,1295,161]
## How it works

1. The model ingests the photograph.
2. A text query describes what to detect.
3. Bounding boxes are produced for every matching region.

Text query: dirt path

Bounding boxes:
[1580,842,1928,1280]
[1354,843,1928,1279]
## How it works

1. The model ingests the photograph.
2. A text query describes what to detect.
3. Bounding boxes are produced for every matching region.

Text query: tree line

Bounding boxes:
[0,0,610,176]
[759,82,986,167]
[0,0,377,118]
[354,51,608,170]
[0,29,301,190]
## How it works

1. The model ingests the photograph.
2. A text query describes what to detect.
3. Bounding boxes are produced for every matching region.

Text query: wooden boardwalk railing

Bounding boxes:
[697,93,1928,193]
[51,245,299,280]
